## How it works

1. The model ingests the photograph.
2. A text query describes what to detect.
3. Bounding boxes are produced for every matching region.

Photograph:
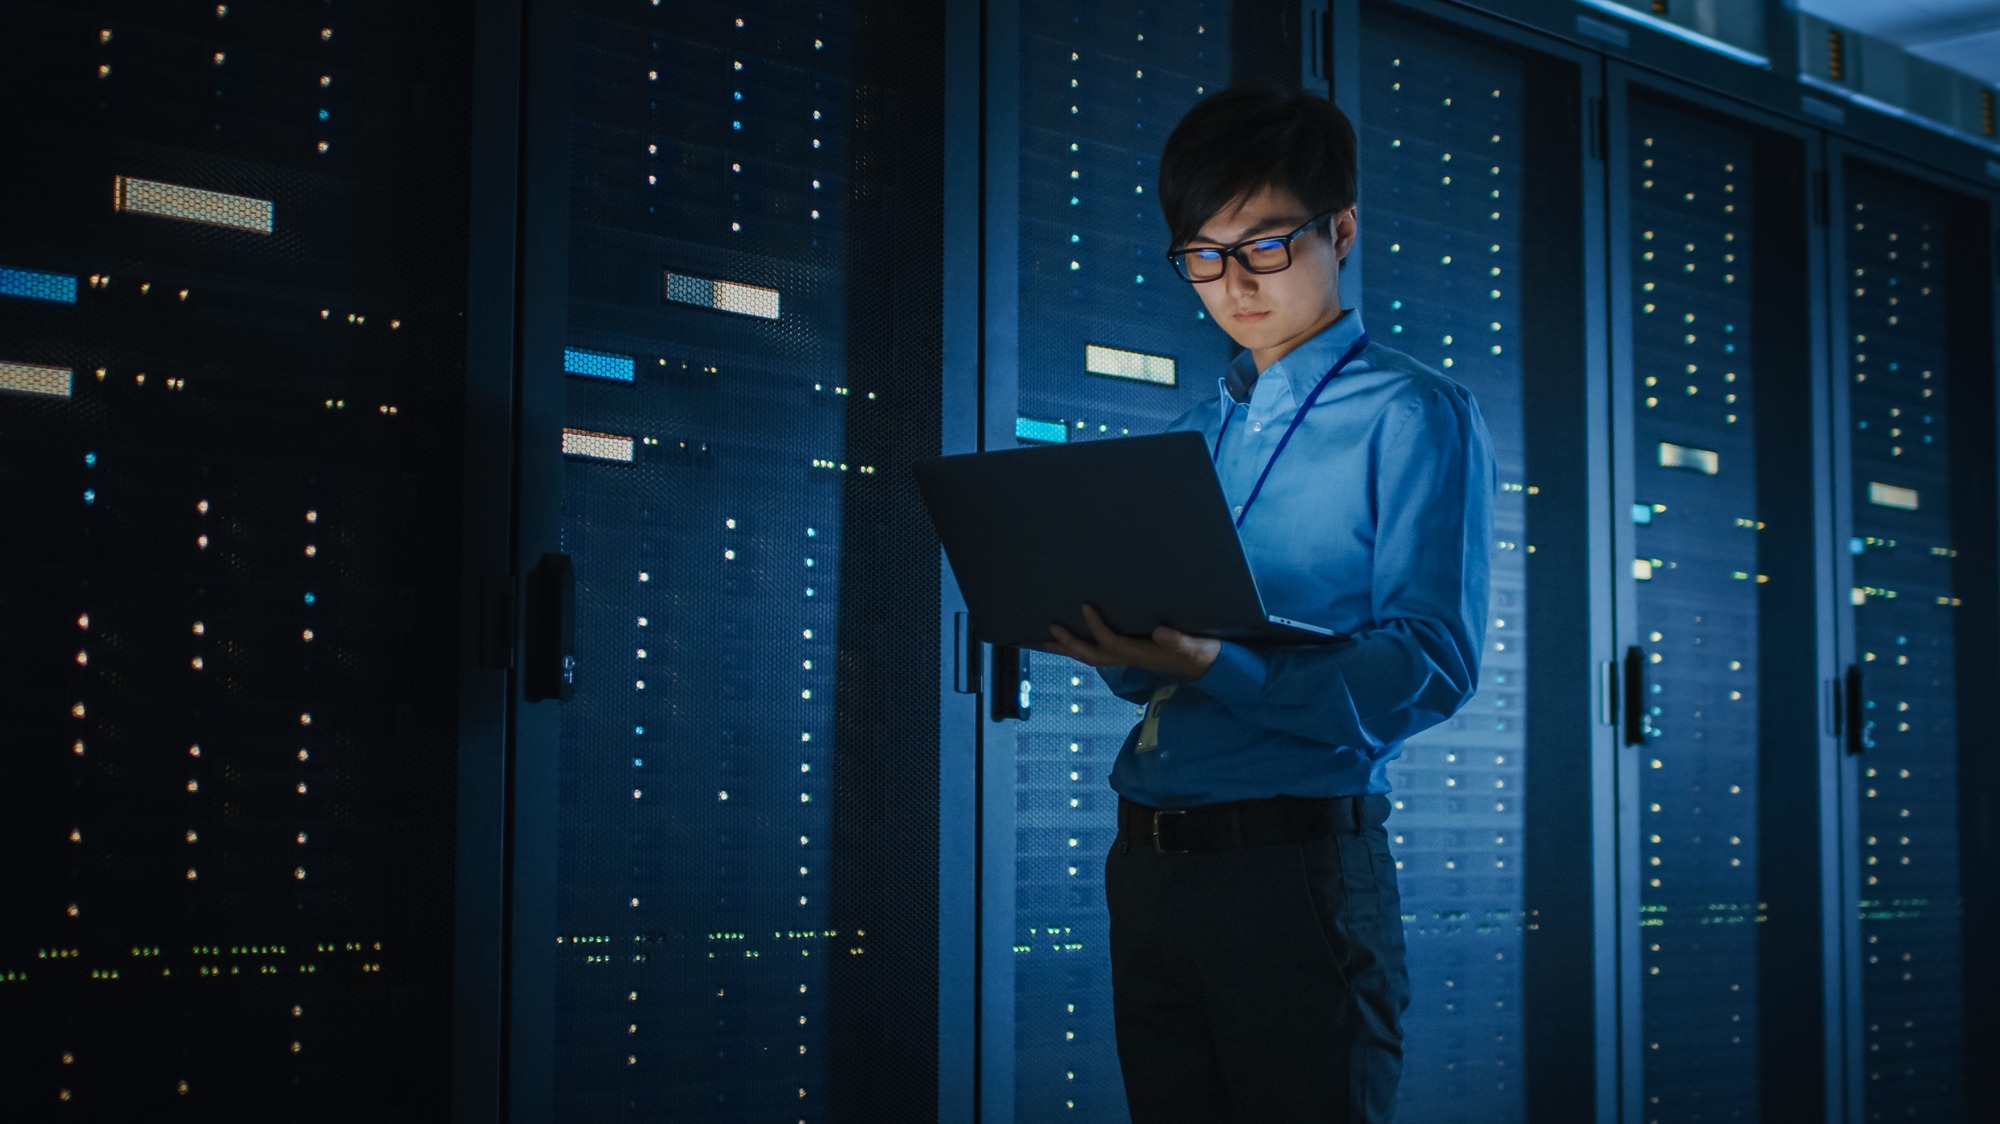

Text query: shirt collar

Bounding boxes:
[1221,308,1368,405]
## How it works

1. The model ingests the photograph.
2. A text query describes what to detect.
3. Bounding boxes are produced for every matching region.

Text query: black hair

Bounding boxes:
[1157,86,1358,252]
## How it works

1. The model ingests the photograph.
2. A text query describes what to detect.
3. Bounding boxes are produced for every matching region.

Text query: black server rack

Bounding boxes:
[1839,156,1993,1123]
[0,1,475,1118]
[1624,94,1773,1121]
[1356,11,1544,1120]
[537,1,947,1119]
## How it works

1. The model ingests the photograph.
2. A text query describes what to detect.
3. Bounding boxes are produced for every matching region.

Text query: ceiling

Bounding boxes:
[1798,0,2000,86]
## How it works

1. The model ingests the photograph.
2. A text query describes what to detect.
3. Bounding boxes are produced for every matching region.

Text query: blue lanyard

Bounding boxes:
[1212,332,1371,528]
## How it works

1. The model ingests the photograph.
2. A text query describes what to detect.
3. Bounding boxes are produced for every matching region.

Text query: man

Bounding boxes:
[1044,86,1495,1123]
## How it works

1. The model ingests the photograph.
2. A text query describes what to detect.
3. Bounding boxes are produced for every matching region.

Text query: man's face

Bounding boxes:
[1182,185,1356,367]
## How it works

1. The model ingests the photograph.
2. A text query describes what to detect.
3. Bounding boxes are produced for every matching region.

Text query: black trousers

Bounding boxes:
[1104,796,1409,1124]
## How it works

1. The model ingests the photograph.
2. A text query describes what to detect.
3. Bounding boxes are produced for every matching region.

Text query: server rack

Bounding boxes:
[501,1,952,1120]
[1601,66,1839,1124]
[1823,139,1999,1124]
[0,1,478,1118]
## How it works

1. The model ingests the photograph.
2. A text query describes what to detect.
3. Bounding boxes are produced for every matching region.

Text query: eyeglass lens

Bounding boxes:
[1176,238,1292,281]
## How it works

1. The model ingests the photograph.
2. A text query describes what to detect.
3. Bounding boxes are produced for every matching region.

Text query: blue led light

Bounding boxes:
[1632,503,1653,525]
[84,453,97,467]
[1015,417,1069,444]
[564,347,636,382]
[0,266,79,304]
[634,725,645,735]
[1850,537,1866,555]
[304,593,316,605]
[83,489,96,505]
[318,109,329,120]
[633,757,644,767]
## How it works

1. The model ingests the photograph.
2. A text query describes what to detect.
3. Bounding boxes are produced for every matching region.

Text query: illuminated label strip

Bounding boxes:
[114,176,273,235]
[1868,482,1919,511]
[562,428,636,463]
[1015,417,1068,444]
[0,266,77,303]
[1085,343,1177,387]
[564,347,635,383]
[1657,441,1718,475]
[0,361,74,399]
[664,272,781,320]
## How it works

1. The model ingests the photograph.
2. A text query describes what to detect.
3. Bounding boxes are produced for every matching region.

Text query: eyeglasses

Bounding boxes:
[1165,210,1336,283]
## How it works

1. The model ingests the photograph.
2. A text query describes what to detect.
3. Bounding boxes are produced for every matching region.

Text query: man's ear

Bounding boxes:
[1331,205,1359,261]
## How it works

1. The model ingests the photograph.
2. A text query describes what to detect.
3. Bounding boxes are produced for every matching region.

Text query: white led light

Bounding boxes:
[0,361,72,398]
[1084,344,1176,387]
[665,271,780,319]
[561,428,636,463]
[114,175,273,234]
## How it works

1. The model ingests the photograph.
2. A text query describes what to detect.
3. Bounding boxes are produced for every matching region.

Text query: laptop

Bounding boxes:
[912,430,1345,649]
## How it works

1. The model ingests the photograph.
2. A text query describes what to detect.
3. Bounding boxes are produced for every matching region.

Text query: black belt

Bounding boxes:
[1118,794,1382,855]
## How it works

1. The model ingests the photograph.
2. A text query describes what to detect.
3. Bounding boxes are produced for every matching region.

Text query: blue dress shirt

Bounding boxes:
[1101,309,1495,807]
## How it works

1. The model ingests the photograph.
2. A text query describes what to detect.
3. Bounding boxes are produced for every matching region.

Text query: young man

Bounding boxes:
[1044,87,1495,1123]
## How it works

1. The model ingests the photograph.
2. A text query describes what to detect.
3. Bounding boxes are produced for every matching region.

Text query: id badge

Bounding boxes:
[1136,683,1178,753]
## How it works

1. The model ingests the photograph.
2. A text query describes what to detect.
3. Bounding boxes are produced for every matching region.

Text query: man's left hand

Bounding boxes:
[1046,603,1219,680]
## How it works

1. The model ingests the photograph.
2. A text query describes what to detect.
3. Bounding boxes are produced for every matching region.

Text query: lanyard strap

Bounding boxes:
[1213,332,1371,528]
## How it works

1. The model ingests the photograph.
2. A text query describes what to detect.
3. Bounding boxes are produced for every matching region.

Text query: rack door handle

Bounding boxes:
[990,645,1030,723]
[1622,644,1648,746]
[523,552,575,703]
[1844,664,1866,755]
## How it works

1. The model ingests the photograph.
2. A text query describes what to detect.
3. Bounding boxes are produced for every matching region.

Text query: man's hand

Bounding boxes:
[1045,604,1220,680]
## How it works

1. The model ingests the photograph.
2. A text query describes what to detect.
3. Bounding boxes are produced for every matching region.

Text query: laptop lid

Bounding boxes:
[912,431,1337,648]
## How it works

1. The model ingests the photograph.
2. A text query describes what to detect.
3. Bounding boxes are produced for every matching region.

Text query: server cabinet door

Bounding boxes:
[1607,82,1836,1124]
[1354,9,1600,1123]
[0,1,476,1118]
[1830,154,1998,1124]
[521,1,949,1120]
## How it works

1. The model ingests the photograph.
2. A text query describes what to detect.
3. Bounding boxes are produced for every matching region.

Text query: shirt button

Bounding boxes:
[1232,505,1244,519]
[1251,421,1263,433]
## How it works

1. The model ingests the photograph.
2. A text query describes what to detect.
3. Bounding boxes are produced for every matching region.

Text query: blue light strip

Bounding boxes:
[564,347,636,383]
[1014,417,1068,444]
[0,267,78,304]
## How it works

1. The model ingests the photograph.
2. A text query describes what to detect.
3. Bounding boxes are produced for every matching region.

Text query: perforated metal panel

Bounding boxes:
[550,2,943,1119]
[1624,94,1769,1123]
[1358,12,1532,1119]
[1843,159,1969,1122]
[0,1,472,1117]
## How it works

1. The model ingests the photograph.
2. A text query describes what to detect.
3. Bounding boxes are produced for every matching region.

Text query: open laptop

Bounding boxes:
[912,430,1345,649]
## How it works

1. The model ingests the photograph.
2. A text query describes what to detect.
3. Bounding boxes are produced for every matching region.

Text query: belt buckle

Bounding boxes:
[1151,809,1189,855]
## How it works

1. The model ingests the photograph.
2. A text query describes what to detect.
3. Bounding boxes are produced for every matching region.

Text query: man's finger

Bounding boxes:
[1081,603,1121,646]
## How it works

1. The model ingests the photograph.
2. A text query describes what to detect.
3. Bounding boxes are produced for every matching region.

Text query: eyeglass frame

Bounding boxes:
[1164,209,1339,283]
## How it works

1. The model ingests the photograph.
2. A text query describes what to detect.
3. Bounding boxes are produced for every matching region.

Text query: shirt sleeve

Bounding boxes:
[1096,664,1162,704]
[1190,384,1495,755]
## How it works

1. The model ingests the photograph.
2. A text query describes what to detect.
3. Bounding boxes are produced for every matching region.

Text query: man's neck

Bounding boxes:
[1245,306,1347,387]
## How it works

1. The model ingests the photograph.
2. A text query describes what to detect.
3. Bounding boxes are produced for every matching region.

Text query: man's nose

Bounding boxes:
[1223,256,1259,296]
